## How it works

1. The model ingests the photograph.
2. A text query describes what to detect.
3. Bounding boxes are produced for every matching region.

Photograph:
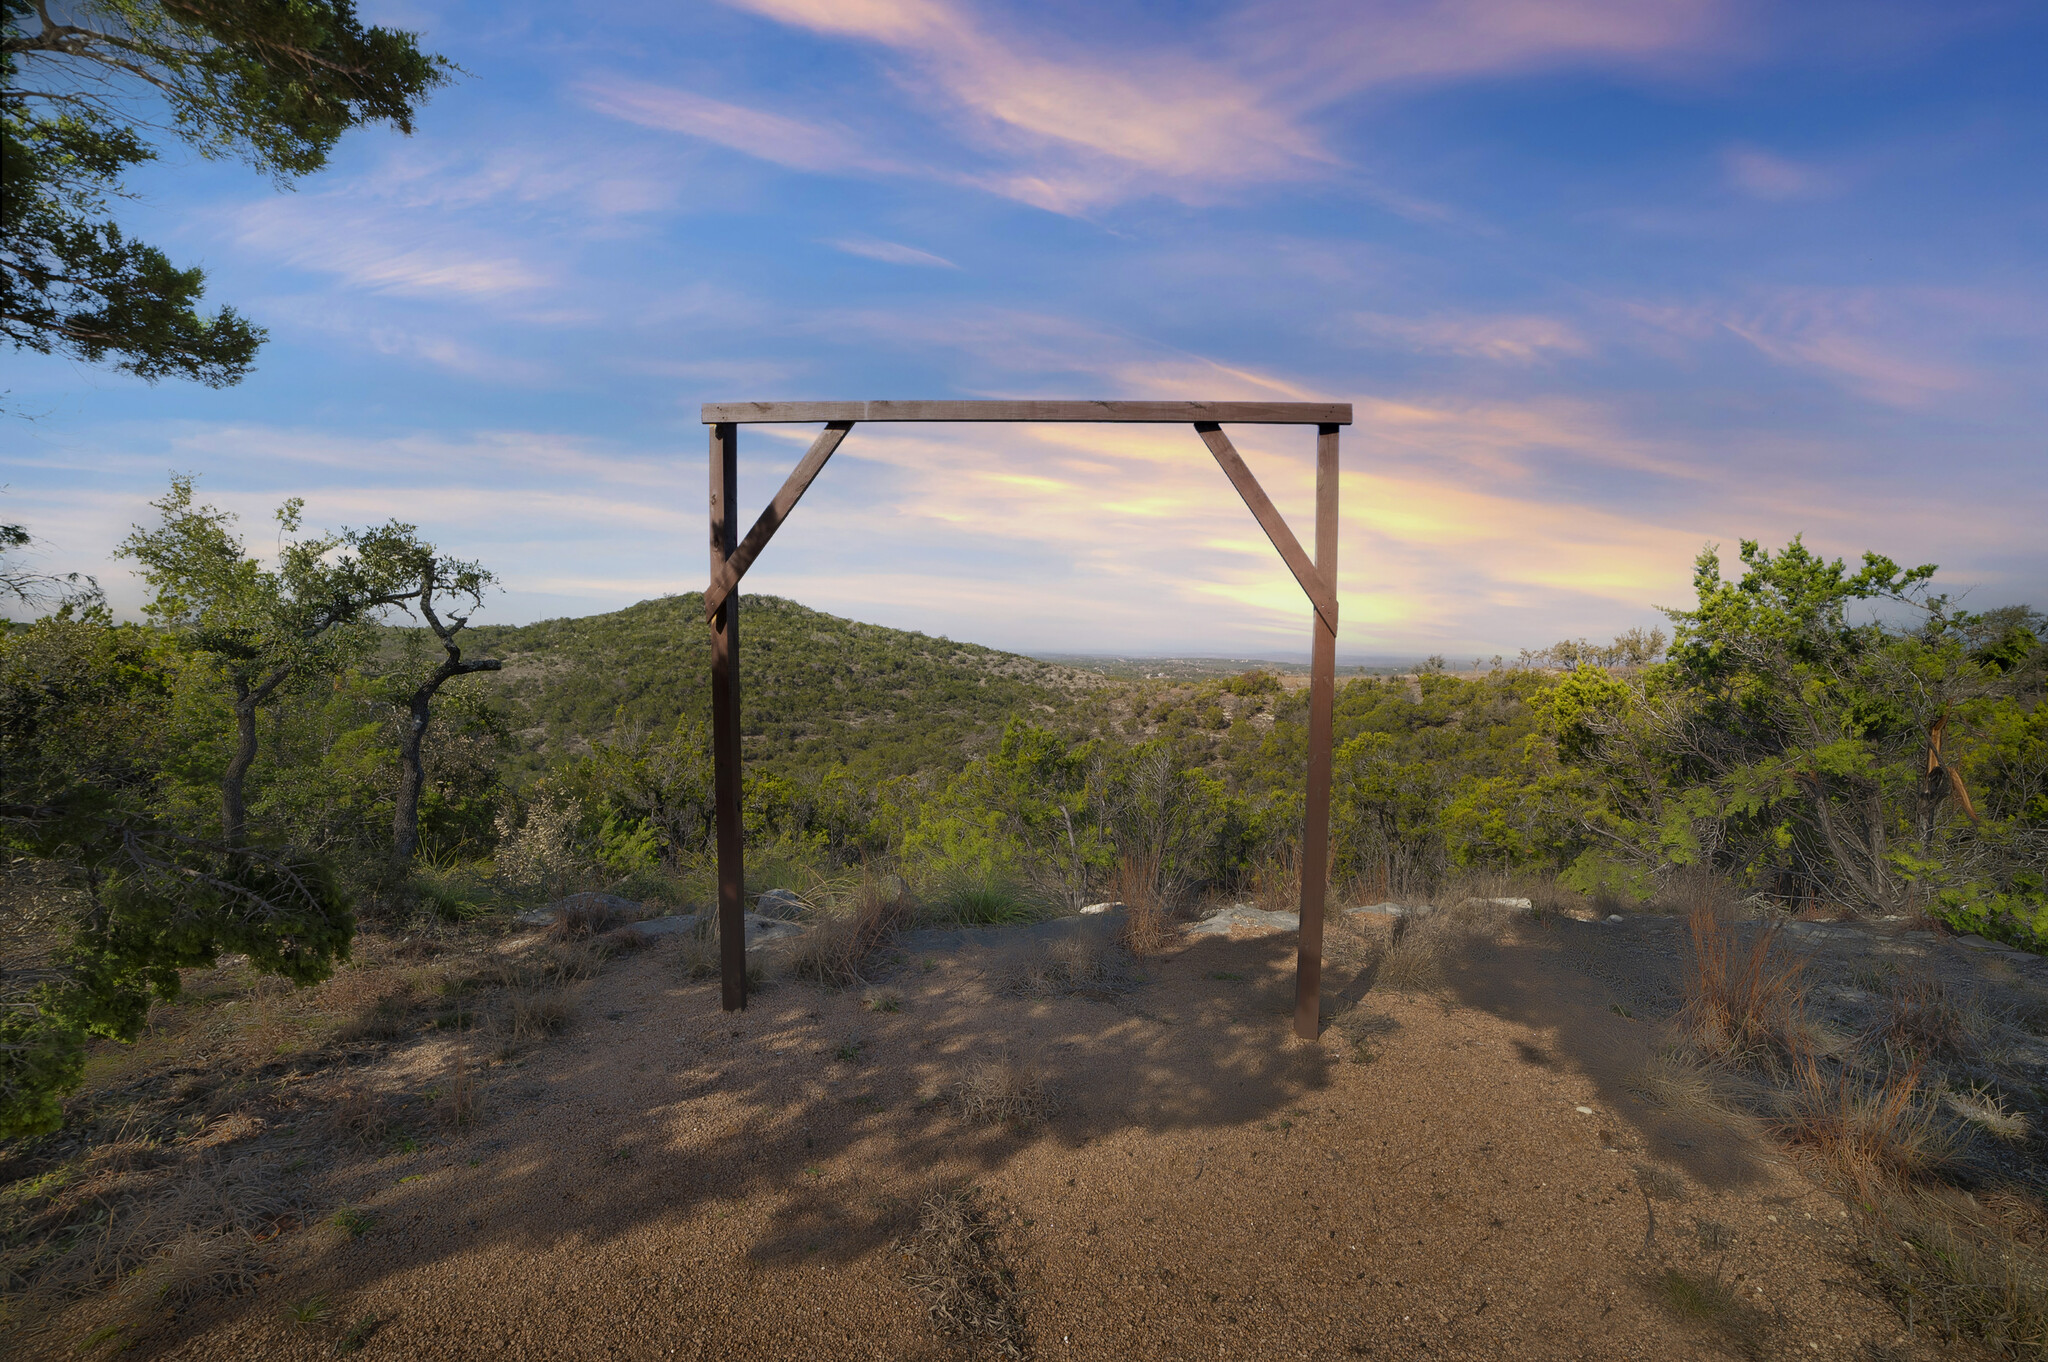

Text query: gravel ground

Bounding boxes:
[70,912,1970,1362]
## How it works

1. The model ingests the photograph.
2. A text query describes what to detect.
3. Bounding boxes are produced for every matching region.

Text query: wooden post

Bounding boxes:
[1294,424,1340,1040]
[709,421,747,1011]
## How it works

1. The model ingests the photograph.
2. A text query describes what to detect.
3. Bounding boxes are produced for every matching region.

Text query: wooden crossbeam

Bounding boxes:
[1195,422,1338,634]
[702,400,1351,425]
[703,421,853,621]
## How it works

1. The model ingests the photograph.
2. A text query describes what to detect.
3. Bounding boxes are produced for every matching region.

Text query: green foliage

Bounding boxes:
[464,595,1092,785]
[1,611,353,1135]
[1,0,450,386]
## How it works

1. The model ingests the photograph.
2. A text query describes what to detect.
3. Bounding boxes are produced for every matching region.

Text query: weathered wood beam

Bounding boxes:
[704,421,853,621]
[708,422,747,1012]
[1194,422,1338,633]
[1294,423,1340,1041]
[701,400,1351,425]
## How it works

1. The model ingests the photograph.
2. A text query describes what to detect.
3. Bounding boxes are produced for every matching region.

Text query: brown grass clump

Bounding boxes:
[1374,912,1443,992]
[953,1053,1055,1127]
[545,897,631,943]
[440,1039,485,1130]
[1677,902,1808,1069]
[1779,1050,1954,1192]
[899,1187,1028,1357]
[1008,931,1130,998]
[1863,1187,2048,1356]
[787,879,906,987]
[1870,965,1980,1061]
[324,1083,397,1149]
[1110,851,1170,956]
[508,986,572,1044]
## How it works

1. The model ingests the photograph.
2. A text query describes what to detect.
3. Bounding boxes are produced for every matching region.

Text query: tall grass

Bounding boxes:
[1110,850,1170,956]
[1676,901,1808,1070]
[1779,1049,1953,1192]
[787,877,908,987]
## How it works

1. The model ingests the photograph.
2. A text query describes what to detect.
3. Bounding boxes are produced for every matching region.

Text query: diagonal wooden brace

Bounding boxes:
[1195,422,1338,633]
[704,421,854,620]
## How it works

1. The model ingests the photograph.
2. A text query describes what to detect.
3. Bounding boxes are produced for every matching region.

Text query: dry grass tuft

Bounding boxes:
[440,1040,485,1130]
[1677,902,1808,1070]
[324,1083,397,1149]
[545,898,631,943]
[1863,1187,2048,1356]
[899,1187,1028,1357]
[953,1053,1055,1127]
[787,878,906,988]
[508,985,572,1044]
[1870,965,1981,1061]
[1374,912,1443,992]
[70,1228,256,1351]
[596,924,653,954]
[1947,1084,2030,1142]
[1008,931,1130,998]
[1110,851,1171,957]
[1779,1049,1954,1192]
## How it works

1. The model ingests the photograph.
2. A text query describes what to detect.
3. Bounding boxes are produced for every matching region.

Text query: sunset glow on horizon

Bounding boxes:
[5,1,2043,660]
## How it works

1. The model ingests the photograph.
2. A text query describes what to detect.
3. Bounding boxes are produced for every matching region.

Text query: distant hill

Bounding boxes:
[457,594,1104,780]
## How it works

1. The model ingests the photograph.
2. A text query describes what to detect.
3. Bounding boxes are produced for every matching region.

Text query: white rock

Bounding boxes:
[1079,901,1125,915]
[1347,902,1417,917]
[1188,904,1298,937]
[754,888,807,920]
[1461,896,1533,911]
[1607,914,1625,923]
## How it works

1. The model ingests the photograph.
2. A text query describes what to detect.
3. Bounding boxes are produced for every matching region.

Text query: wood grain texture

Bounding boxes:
[707,422,747,1012]
[703,421,853,620]
[701,400,1351,425]
[1294,424,1341,1041]
[1194,422,1339,632]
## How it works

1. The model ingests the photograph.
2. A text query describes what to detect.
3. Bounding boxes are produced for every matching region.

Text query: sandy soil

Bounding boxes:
[38,912,1979,1362]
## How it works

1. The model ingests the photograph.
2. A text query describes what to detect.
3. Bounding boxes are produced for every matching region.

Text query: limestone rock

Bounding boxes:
[754,888,807,920]
[1189,904,1298,937]
[628,914,702,938]
[1079,901,1124,915]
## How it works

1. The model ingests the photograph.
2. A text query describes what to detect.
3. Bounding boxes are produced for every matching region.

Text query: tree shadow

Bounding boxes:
[167,927,1334,1350]
[1412,912,1777,1196]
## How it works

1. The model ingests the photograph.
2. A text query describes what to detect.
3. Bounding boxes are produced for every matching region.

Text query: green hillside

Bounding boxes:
[459,594,1104,780]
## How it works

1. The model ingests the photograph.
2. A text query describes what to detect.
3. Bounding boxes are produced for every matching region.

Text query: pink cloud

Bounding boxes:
[1722,145,1839,200]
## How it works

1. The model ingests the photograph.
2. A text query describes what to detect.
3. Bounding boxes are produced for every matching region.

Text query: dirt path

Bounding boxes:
[91,916,1938,1361]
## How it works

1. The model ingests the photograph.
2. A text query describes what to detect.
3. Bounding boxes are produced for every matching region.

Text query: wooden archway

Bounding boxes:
[702,401,1349,1039]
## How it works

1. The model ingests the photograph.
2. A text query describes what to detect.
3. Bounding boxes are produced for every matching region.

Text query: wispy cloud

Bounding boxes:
[576,78,898,174]
[232,200,546,297]
[698,0,1731,212]
[1349,312,1592,363]
[826,236,959,268]
[1626,288,1982,409]
[1722,145,1839,200]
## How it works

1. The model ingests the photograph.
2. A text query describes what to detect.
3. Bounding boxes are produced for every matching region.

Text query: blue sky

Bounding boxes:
[5,0,2044,660]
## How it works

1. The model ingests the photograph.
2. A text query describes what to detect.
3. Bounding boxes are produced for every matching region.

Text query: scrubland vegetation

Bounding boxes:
[4,481,2046,1355]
